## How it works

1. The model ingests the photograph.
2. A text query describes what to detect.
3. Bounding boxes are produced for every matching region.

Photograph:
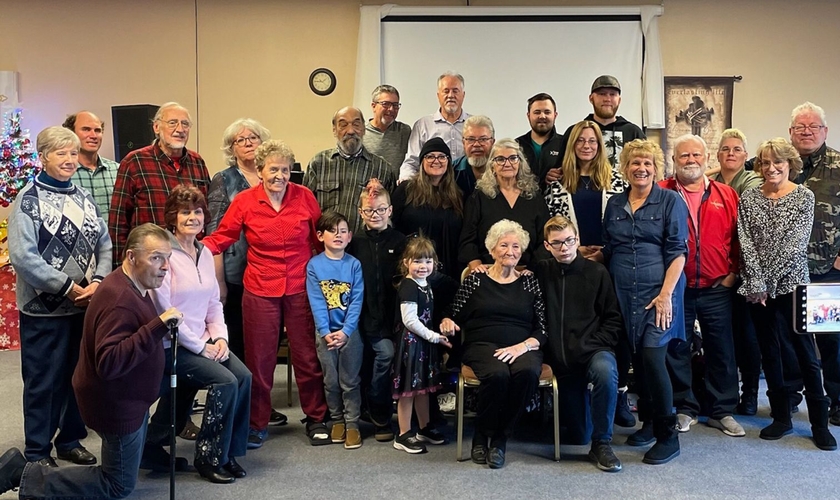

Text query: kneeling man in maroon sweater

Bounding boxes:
[0,223,184,499]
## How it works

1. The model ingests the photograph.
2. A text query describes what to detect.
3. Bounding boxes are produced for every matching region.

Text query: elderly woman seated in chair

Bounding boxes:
[441,219,547,469]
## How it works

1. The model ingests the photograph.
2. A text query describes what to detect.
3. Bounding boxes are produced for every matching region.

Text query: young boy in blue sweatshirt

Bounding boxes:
[306,211,365,449]
[346,181,406,442]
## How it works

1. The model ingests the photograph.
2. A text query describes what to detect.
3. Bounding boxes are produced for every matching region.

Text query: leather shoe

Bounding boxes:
[487,447,505,469]
[470,444,487,464]
[57,446,97,465]
[36,457,58,468]
[195,460,235,484]
[223,457,246,478]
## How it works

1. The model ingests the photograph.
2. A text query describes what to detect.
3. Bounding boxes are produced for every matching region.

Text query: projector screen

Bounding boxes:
[380,14,645,141]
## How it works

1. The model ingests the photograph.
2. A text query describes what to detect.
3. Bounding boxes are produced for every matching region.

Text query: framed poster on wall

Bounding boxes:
[664,76,735,175]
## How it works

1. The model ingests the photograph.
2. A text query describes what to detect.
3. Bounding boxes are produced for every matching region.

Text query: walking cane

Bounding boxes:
[167,318,179,500]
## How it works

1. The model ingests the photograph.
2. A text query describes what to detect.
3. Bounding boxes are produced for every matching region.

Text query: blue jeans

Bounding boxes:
[178,351,252,466]
[19,313,87,461]
[365,336,395,425]
[19,413,148,499]
[668,285,739,418]
[316,332,363,428]
[586,351,619,442]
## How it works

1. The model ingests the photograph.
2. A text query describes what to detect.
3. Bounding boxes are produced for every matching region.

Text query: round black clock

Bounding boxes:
[309,68,336,96]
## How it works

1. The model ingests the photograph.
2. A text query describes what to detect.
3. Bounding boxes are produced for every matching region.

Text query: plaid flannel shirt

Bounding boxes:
[109,141,210,264]
[71,155,119,223]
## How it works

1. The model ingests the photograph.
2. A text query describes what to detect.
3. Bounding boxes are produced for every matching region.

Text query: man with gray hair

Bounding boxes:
[399,72,470,181]
[304,106,395,233]
[453,115,495,199]
[659,134,744,438]
[363,85,411,177]
[63,111,119,220]
[789,101,840,426]
[109,102,210,265]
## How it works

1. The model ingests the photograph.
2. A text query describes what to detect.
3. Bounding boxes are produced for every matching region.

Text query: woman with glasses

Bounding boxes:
[459,139,550,272]
[602,139,688,465]
[738,138,836,451]
[545,120,625,263]
[203,140,330,449]
[391,137,464,280]
[207,119,288,428]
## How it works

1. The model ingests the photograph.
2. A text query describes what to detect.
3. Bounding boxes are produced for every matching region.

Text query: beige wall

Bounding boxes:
[2,0,839,223]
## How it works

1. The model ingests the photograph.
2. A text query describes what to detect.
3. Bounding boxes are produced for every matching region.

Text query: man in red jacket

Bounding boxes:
[0,224,183,498]
[660,134,745,438]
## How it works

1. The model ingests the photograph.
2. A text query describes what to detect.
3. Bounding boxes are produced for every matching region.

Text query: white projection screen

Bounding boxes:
[380,13,645,140]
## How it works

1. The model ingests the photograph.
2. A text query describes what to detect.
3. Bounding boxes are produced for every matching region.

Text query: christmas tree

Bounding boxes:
[0,108,40,207]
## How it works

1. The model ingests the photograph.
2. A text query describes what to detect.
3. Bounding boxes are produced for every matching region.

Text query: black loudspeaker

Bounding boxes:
[111,104,159,161]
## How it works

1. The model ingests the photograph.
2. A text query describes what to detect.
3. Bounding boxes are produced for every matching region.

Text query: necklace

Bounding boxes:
[580,176,592,191]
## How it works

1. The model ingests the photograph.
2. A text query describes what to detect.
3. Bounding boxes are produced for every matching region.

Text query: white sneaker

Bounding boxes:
[676,413,698,433]
[707,415,746,437]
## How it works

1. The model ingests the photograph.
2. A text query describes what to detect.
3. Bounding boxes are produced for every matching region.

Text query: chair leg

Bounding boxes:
[456,374,465,461]
[552,376,560,462]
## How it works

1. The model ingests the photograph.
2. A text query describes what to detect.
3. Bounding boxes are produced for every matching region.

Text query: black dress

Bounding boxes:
[392,278,443,399]
[458,189,550,270]
[391,182,464,280]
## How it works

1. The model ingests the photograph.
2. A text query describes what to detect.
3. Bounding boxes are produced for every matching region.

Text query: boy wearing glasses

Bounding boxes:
[536,215,624,472]
[347,180,407,442]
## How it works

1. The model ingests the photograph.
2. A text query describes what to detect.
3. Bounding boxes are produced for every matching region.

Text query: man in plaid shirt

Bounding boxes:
[64,111,120,224]
[108,102,210,265]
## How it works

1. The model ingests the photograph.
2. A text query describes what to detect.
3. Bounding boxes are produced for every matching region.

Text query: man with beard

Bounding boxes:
[399,72,470,182]
[516,93,564,188]
[63,111,119,221]
[109,102,211,265]
[553,76,645,183]
[363,85,411,178]
[305,106,396,233]
[453,115,495,199]
[660,135,744,438]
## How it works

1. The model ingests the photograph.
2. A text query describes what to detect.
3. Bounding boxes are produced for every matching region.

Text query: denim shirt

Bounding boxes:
[602,183,689,349]
[207,166,250,285]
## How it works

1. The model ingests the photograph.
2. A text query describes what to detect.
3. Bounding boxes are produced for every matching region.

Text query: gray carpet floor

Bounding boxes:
[0,350,838,499]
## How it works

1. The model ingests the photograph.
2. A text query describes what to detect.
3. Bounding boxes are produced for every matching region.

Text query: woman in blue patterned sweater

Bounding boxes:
[8,126,112,466]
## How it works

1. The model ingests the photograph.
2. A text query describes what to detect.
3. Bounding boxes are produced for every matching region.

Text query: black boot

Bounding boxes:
[626,398,654,446]
[614,388,636,427]
[642,415,680,465]
[737,374,759,416]
[806,397,838,451]
[761,393,793,440]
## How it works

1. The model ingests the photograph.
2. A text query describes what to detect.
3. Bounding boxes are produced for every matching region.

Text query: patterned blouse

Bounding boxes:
[737,184,814,298]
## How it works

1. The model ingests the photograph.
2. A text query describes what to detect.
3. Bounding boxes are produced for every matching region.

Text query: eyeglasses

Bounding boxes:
[359,206,390,217]
[492,155,520,166]
[233,135,259,146]
[547,237,578,249]
[576,138,599,147]
[464,137,493,145]
[792,124,825,134]
[161,119,192,130]
[374,101,401,110]
[758,158,788,169]
[423,154,448,164]
[719,146,745,153]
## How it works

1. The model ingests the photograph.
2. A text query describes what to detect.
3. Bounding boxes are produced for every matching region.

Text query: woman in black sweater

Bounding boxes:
[442,220,547,469]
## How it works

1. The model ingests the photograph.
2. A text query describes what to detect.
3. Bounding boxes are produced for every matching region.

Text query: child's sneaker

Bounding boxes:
[247,428,267,449]
[416,425,447,445]
[331,422,346,444]
[393,431,427,454]
[344,428,362,449]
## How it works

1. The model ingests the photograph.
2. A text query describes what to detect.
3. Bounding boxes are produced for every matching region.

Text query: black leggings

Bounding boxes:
[633,345,673,420]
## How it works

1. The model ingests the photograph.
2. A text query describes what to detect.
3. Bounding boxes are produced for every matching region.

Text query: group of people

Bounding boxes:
[0,69,838,498]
